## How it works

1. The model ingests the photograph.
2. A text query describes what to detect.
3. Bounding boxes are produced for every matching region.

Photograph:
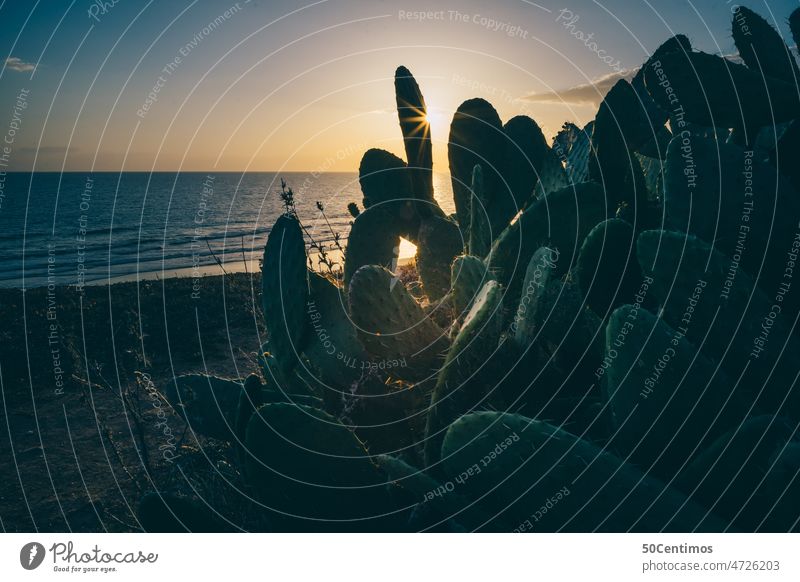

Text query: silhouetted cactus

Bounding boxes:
[348,265,449,382]
[262,214,309,373]
[425,280,505,467]
[468,164,491,257]
[395,66,435,210]
[451,254,492,320]
[732,6,799,84]
[604,304,744,479]
[440,412,726,531]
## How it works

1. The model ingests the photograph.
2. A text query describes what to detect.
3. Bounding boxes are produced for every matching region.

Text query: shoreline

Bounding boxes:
[3,255,417,290]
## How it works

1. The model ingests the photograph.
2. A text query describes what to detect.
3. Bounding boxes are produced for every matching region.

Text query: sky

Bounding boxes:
[0,0,798,172]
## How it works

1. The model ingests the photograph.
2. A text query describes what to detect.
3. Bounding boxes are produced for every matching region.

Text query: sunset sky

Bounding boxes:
[1,0,797,172]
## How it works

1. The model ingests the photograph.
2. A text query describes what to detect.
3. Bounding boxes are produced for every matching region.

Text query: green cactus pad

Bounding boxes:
[439,411,726,531]
[732,6,799,85]
[448,98,508,236]
[576,219,642,318]
[343,205,406,285]
[637,229,800,418]
[416,212,465,300]
[468,164,491,257]
[236,374,266,448]
[676,416,800,531]
[304,272,370,388]
[244,403,391,530]
[791,8,800,52]
[486,181,608,307]
[348,265,449,382]
[262,214,309,374]
[425,280,505,467]
[643,49,800,128]
[502,115,550,208]
[663,134,800,302]
[589,79,650,214]
[559,121,592,185]
[395,66,434,207]
[511,246,559,349]
[358,148,414,210]
[604,304,743,479]
[451,254,493,319]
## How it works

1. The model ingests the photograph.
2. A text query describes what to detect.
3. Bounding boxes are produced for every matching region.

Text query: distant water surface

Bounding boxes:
[0,172,455,288]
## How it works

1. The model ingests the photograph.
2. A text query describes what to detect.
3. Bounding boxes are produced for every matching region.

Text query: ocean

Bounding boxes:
[0,172,455,288]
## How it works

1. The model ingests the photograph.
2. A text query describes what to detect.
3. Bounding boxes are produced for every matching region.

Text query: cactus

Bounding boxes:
[576,219,643,318]
[343,205,405,285]
[732,6,799,85]
[511,246,559,349]
[663,134,800,306]
[448,98,508,236]
[486,181,608,307]
[637,229,800,418]
[262,214,309,373]
[589,79,650,217]
[416,211,464,300]
[676,416,800,531]
[304,271,369,389]
[440,411,726,531]
[358,148,414,211]
[451,254,493,319]
[468,164,491,257]
[236,374,266,449]
[643,48,800,129]
[395,66,435,210]
[244,403,392,530]
[347,202,360,218]
[502,115,550,208]
[559,121,592,184]
[791,8,800,52]
[348,265,450,382]
[424,280,505,467]
[604,304,744,479]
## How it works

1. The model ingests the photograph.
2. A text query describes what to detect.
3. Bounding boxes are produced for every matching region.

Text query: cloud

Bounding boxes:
[5,57,36,73]
[523,69,638,107]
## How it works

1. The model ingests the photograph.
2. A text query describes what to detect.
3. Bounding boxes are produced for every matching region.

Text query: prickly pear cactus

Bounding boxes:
[676,415,800,532]
[510,246,559,349]
[451,254,492,319]
[262,214,309,373]
[643,48,800,129]
[468,164,491,257]
[604,304,743,479]
[343,205,405,285]
[416,211,464,301]
[395,66,435,208]
[486,181,608,307]
[791,8,800,51]
[304,271,370,387]
[440,411,725,531]
[589,79,650,215]
[663,134,800,306]
[502,115,550,208]
[637,229,800,418]
[348,265,450,382]
[244,403,391,530]
[448,98,508,236]
[358,148,414,210]
[576,219,642,318]
[732,6,799,84]
[425,280,505,467]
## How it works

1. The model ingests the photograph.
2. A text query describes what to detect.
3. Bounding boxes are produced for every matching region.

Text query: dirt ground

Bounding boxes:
[0,273,265,532]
